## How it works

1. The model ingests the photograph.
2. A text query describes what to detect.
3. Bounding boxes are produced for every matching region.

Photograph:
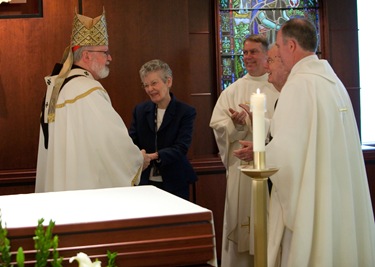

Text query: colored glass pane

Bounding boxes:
[218,0,320,90]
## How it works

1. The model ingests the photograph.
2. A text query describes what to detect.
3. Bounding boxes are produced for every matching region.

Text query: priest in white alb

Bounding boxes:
[210,34,279,267]
[234,18,375,267]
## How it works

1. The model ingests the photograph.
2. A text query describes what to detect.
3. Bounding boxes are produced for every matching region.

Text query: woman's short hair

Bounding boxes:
[139,59,173,83]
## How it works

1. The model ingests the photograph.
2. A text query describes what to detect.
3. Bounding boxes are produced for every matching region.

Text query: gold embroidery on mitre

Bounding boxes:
[71,11,109,47]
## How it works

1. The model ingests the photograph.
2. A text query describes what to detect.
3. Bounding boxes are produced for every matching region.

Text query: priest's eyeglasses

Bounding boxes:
[86,50,111,57]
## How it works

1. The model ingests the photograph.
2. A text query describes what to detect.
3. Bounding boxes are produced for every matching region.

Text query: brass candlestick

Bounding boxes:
[241,151,278,267]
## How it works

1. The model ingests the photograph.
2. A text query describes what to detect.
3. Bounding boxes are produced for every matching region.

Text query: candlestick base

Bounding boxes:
[240,163,278,267]
[240,167,279,179]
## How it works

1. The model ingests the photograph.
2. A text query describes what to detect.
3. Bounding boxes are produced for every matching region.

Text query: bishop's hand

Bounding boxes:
[141,149,151,170]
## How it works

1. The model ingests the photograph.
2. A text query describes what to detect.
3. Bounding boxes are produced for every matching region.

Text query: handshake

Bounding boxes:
[141,149,159,170]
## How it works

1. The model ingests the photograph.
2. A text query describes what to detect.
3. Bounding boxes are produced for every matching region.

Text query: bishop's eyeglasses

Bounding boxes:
[86,50,111,57]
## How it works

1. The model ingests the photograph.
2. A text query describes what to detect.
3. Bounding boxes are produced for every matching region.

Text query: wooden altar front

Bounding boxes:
[0,186,217,266]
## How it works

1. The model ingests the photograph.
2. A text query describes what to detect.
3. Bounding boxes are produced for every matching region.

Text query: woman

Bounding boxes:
[129,59,197,200]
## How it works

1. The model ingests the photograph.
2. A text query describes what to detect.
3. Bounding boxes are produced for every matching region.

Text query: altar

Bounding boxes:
[0,186,217,266]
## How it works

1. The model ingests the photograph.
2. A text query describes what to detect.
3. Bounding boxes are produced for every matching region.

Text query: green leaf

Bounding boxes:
[0,210,12,267]
[106,250,118,267]
[16,247,24,267]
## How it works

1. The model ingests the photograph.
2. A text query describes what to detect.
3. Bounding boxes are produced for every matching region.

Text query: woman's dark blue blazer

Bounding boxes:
[129,93,197,197]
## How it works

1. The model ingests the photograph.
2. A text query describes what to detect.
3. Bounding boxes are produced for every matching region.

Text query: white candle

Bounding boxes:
[250,89,266,152]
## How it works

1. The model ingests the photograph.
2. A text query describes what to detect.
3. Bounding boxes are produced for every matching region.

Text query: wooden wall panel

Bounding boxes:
[321,0,361,130]
[188,0,218,157]
[189,32,217,156]
[0,0,79,170]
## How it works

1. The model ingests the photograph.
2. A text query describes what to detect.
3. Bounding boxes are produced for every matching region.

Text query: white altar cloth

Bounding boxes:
[0,185,209,227]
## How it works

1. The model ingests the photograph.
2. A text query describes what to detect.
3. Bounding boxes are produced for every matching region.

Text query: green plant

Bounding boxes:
[16,247,24,267]
[106,251,117,267]
[33,219,63,267]
[0,213,117,267]
[0,213,12,267]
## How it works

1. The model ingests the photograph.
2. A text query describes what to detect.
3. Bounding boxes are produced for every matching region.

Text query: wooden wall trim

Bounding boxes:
[0,169,35,195]
[0,169,35,184]
[364,147,375,161]
[191,156,225,175]
[1,147,374,185]
[346,86,360,91]
[0,157,225,187]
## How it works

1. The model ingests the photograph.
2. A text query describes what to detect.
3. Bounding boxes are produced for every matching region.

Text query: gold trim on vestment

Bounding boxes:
[47,49,73,123]
[55,87,106,109]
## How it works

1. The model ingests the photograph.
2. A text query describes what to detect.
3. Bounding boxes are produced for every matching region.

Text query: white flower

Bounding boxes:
[69,252,101,267]
[0,0,11,4]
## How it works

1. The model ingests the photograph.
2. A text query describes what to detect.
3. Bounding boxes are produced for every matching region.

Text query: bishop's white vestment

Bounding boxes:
[210,73,279,266]
[266,55,375,267]
[36,68,143,192]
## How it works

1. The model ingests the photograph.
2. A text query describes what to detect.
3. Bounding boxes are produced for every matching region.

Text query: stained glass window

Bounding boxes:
[218,0,320,90]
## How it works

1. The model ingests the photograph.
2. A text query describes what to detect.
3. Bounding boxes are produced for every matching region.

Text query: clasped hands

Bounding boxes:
[141,150,158,170]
